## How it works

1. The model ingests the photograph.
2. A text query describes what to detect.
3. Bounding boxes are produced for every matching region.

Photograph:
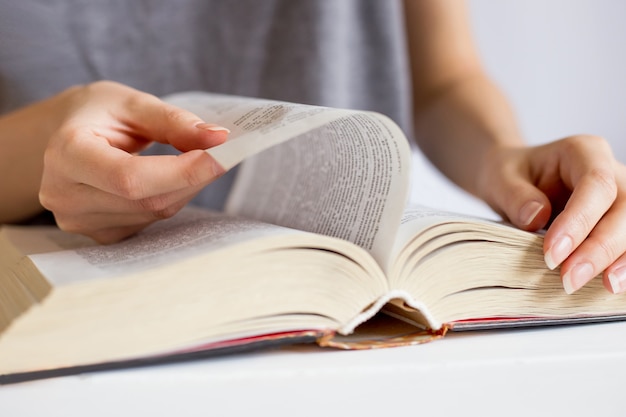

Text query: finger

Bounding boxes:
[495,177,552,232]
[42,178,203,234]
[50,130,225,200]
[67,203,190,244]
[560,199,626,294]
[91,226,149,244]
[482,150,552,231]
[112,90,229,152]
[47,181,202,223]
[605,254,626,294]
[558,164,626,294]
[71,82,230,152]
[77,188,195,243]
[543,140,618,270]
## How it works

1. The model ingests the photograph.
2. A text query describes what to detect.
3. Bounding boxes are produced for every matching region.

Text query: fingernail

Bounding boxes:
[562,262,594,295]
[519,201,543,226]
[608,267,626,294]
[545,235,573,270]
[196,122,230,133]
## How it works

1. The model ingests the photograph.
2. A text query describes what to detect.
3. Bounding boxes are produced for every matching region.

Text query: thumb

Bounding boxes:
[490,176,553,231]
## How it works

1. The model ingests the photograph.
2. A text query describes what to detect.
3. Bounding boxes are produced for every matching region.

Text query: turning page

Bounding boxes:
[165,92,412,270]
[165,92,358,170]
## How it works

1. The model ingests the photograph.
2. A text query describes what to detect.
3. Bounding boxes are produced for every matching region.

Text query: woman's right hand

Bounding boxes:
[38,81,229,243]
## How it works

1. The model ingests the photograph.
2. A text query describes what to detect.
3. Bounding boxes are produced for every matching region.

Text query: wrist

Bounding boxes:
[473,144,518,202]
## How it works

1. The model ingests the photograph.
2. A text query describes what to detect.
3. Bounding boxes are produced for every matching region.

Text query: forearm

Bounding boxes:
[413,72,525,197]
[403,0,626,296]
[403,0,525,198]
[0,88,76,222]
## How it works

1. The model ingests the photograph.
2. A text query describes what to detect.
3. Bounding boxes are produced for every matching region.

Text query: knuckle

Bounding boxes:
[151,199,188,221]
[109,167,145,200]
[181,160,205,187]
[587,234,620,267]
[42,145,58,169]
[588,167,618,200]
[498,181,531,215]
[123,93,143,114]
[560,135,611,160]
[505,182,529,201]
[78,81,128,105]
[123,88,159,113]
[564,134,609,149]
[55,124,85,150]
[38,183,67,214]
[89,232,118,245]
[38,190,54,211]
[88,80,120,91]
[54,216,82,235]
[150,205,180,220]
[135,194,171,213]
[585,134,611,150]
[135,195,184,221]
[90,228,136,245]
[162,104,191,125]
[568,211,595,237]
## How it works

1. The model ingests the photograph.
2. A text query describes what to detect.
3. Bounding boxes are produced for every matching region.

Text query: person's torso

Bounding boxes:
[0,0,412,209]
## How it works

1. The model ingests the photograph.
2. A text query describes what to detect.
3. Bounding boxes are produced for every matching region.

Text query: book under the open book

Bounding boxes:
[1,92,625,384]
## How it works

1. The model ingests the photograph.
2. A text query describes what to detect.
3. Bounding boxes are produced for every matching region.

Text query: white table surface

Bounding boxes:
[2,319,625,417]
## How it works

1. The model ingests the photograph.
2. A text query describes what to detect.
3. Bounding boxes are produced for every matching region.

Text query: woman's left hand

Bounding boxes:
[477,134,626,294]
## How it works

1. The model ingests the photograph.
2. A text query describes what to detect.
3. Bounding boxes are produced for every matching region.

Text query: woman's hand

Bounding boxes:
[39,81,229,243]
[477,135,626,294]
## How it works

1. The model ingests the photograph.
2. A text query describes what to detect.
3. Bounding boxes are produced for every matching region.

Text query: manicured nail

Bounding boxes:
[519,201,543,226]
[562,262,594,295]
[195,122,230,133]
[608,267,626,294]
[545,235,573,270]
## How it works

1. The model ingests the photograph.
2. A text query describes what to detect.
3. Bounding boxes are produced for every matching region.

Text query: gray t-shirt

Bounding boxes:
[0,0,413,209]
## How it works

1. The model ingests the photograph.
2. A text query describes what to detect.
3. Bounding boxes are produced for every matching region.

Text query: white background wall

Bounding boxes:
[411,0,626,217]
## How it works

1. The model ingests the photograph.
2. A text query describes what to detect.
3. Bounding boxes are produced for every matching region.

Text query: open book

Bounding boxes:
[2,92,625,384]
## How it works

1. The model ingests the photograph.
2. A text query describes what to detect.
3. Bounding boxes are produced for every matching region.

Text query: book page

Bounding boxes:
[226,112,411,270]
[164,92,412,269]
[385,205,554,330]
[26,207,304,287]
[388,205,505,267]
[164,92,355,171]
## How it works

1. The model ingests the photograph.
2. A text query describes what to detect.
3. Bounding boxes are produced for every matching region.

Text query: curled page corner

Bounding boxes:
[338,290,441,335]
[320,290,447,350]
